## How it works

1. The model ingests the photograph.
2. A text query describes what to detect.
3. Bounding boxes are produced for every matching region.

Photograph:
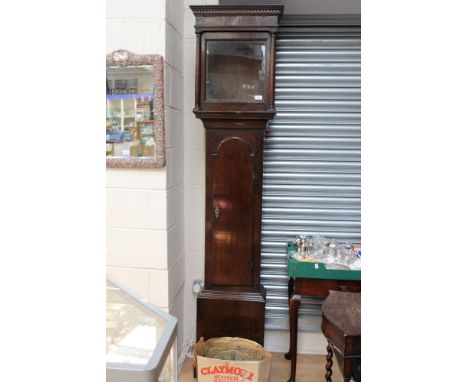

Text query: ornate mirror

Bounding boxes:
[106,50,165,168]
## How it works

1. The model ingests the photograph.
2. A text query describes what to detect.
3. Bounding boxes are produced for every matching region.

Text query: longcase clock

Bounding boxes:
[191,5,283,345]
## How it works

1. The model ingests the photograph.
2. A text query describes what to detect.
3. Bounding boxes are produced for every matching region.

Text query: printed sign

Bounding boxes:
[194,337,271,382]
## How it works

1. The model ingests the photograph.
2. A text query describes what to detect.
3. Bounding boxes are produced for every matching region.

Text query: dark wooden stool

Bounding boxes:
[321,291,360,382]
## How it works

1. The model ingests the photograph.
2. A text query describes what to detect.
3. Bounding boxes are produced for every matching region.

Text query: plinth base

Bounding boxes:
[196,287,266,345]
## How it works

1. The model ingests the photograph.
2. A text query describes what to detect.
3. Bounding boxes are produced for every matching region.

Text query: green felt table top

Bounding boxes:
[288,257,361,281]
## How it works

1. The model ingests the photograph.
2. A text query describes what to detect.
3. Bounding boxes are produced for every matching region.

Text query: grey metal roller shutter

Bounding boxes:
[261,21,361,332]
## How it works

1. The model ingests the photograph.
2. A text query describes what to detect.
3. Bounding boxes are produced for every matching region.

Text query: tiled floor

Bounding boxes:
[178,352,342,382]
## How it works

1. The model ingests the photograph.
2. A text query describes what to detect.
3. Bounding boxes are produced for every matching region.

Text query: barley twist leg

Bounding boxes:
[325,342,333,382]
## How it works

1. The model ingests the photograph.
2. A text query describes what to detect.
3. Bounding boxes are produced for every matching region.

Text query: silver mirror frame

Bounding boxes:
[106,50,165,168]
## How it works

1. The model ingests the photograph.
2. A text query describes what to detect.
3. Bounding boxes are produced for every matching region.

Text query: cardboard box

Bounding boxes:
[194,337,271,382]
[143,145,155,157]
[130,144,155,157]
[130,144,144,157]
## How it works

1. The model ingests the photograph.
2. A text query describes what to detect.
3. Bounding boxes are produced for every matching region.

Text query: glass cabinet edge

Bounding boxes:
[106,276,177,373]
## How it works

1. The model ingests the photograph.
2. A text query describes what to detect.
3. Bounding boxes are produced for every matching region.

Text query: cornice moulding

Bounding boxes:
[190,5,284,17]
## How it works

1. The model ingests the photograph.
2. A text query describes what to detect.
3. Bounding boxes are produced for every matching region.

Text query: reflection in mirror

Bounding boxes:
[106,66,156,158]
[206,41,265,101]
[106,65,156,157]
[106,50,165,168]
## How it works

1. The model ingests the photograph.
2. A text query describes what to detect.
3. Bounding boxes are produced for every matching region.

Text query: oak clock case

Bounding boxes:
[191,5,283,345]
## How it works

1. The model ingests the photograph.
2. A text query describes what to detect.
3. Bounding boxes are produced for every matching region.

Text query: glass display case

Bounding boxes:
[106,277,177,382]
[106,50,165,168]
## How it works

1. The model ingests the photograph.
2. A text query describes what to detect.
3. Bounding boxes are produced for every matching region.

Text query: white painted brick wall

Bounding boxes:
[107,0,166,19]
[166,148,184,189]
[165,0,187,358]
[181,0,213,352]
[107,189,167,230]
[169,284,185,355]
[108,228,168,269]
[183,74,195,111]
[106,0,166,55]
[142,20,166,55]
[107,266,169,308]
[167,219,184,268]
[165,108,184,149]
[106,0,185,315]
[185,185,205,218]
[168,254,185,304]
[167,183,184,228]
[184,148,205,185]
[106,168,166,189]
[106,0,170,314]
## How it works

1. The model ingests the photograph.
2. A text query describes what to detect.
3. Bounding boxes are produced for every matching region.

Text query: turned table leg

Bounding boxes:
[284,278,295,360]
[325,342,333,382]
[286,294,301,382]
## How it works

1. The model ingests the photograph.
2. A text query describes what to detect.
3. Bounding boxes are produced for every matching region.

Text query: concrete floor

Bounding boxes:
[178,352,342,382]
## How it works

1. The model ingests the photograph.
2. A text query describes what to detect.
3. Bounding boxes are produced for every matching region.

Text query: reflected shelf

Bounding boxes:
[106,93,153,100]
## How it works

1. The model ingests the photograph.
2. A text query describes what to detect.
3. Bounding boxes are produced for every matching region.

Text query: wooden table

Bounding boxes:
[321,291,361,382]
[285,258,361,382]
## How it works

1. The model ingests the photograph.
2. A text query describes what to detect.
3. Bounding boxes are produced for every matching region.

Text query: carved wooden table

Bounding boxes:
[285,258,361,382]
[321,291,361,382]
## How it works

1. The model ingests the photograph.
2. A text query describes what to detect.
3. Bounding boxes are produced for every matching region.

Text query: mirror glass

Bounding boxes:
[206,41,266,101]
[106,65,158,158]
